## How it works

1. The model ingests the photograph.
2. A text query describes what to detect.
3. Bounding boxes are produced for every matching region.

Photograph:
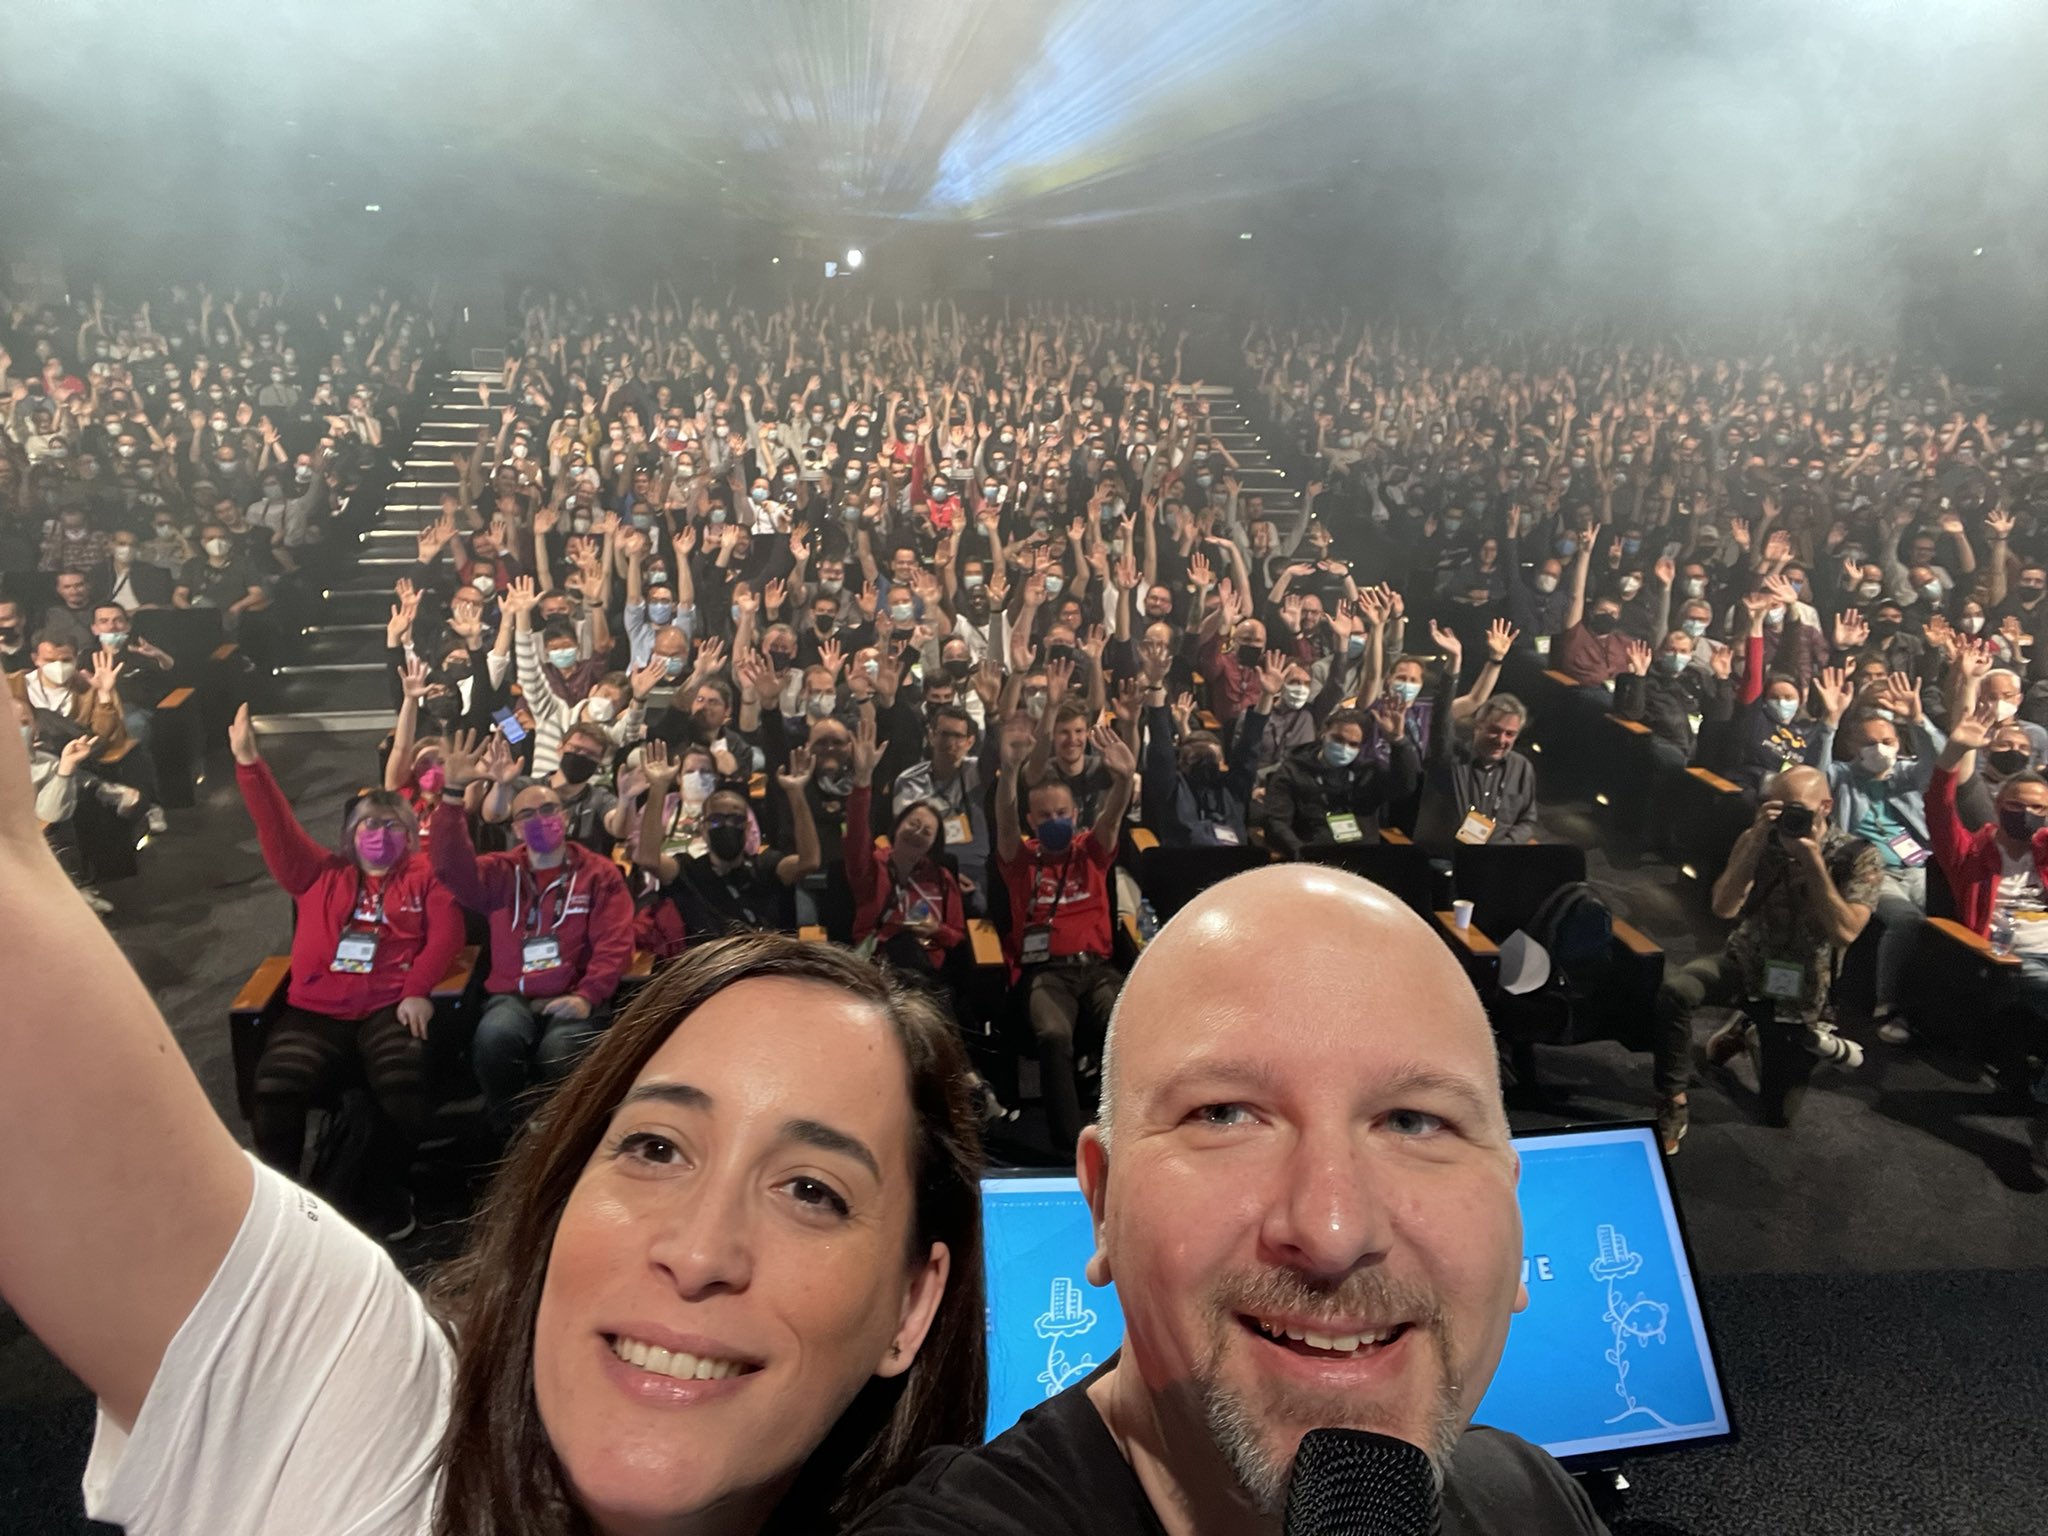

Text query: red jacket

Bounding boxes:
[237,761,464,1018]
[996,825,1116,979]
[844,784,966,966]
[1927,765,2048,936]
[428,799,635,1006]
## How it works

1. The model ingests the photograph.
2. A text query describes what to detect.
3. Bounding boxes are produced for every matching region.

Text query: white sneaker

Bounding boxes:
[145,805,169,835]
[1877,1020,1913,1046]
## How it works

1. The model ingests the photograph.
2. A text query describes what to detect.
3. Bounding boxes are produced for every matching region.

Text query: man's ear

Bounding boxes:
[1076,1125,1113,1289]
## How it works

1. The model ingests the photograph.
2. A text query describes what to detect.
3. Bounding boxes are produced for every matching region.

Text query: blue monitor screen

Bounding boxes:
[980,1123,1733,1464]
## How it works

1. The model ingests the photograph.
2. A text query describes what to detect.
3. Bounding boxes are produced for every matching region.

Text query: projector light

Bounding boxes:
[844,247,864,270]
[1594,793,1610,807]
[1680,864,1699,880]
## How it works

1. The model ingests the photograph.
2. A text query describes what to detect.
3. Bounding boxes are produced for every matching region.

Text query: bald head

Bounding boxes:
[1099,864,1504,1152]
[1765,764,1829,814]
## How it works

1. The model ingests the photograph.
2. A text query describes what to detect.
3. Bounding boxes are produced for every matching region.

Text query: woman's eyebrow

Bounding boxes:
[617,1081,713,1113]
[780,1118,880,1181]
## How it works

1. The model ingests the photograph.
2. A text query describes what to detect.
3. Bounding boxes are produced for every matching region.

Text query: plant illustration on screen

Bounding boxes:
[1033,1275,1101,1396]
[1588,1222,1677,1428]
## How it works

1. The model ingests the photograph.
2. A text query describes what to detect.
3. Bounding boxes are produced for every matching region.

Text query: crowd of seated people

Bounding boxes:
[0,282,429,909]
[20,284,2048,1235]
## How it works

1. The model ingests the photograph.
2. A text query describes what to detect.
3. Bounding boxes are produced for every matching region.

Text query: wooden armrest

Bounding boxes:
[1435,912,1499,956]
[156,686,195,711]
[798,924,829,944]
[1128,825,1160,853]
[749,772,767,800]
[431,945,479,998]
[1685,765,1741,795]
[967,918,1006,967]
[1612,918,1663,958]
[1197,711,1222,732]
[1609,715,1651,736]
[231,955,293,1013]
[627,950,655,980]
[1380,827,1412,845]
[1927,917,2024,968]
[1542,669,1579,689]
[209,642,239,664]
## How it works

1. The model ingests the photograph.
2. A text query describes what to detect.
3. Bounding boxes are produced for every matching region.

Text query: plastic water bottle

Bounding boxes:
[1991,913,2015,958]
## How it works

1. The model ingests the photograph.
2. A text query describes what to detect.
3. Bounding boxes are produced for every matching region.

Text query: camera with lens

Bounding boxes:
[1776,804,1814,839]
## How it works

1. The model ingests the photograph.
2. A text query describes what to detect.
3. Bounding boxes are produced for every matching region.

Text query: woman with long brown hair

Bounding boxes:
[0,714,987,1535]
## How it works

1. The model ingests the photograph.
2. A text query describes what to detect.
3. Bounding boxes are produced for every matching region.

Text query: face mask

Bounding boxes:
[1388,680,1423,707]
[547,647,579,670]
[889,602,915,622]
[1034,814,1076,853]
[1856,582,1883,601]
[1998,804,2048,842]
[557,750,600,786]
[1282,681,1314,710]
[706,820,748,861]
[1534,574,1559,595]
[1857,741,1898,776]
[818,578,843,596]
[1236,642,1264,669]
[353,823,407,866]
[1346,632,1367,656]
[1962,616,1985,635]
[1619,576,1642,599]
[962,572,985,590]
[1584,611,1619,636]
[1869,618,1899,641]
[1043,575,1064,598]
[204,537,231,558]
[646,601,676,625]
[1660,651,1688,674]
[1765,606,1786,627]
[1922,581,1944,602]
[1322,738,1359,769]
[1988,748,2032,780]
[583,696,617,724]
[40,660,77,687]
[519,811,568,857]
[1556,538,1578,559]
[1022,690,1048,720]
[414,762,447,797]
[1766,697,1798,724]
[682,769,718,801]
[807,692,838,719]
[1680,578,1706,599]
[472,574,497,598]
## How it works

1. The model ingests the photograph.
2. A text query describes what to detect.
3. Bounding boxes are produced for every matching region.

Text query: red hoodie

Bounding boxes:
[844,784,965,966]
[237,761,464,1017]
[428,799,634,1005]
[1926,765,2048,935]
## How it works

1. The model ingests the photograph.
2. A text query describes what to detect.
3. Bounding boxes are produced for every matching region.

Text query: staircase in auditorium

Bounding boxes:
[1172,380,1306,545]
[257,364,500,731]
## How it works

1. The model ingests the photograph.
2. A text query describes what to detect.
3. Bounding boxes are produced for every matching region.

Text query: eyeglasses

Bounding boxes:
[510,804,564,824]
[354,815,408,835]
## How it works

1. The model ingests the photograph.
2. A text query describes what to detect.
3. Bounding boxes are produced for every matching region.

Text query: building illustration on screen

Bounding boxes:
[1033,1276,1102,1396]
[1588,1223,1678,1429]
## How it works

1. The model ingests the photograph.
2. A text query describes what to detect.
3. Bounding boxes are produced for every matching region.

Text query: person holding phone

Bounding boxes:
[1647,764,1882,1154]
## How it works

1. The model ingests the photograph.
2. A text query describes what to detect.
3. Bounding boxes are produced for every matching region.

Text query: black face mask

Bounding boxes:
[1869,619,1900,641]
[1584,611,1619,636]
[814,615,836,635]
[1184,756,1223,786]
[1045,643,1075,665]
[1236,642,1264,668]
[557,750,600,785]
[2021,587,2046,606]
[943,656,973,681]
[1988,748,2032,778]
[0,626,19,648]
[706,820,748,861]
[440,657,471,681]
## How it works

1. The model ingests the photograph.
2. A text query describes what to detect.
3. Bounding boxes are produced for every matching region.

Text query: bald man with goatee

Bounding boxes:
[854,865,1605,1535]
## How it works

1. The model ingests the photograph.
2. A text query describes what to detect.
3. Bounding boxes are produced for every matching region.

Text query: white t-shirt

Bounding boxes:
[1993,847,2048,957]
[83,1153,454,1535]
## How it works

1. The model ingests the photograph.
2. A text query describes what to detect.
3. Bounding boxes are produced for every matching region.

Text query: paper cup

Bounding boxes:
[1452,899,1475,930]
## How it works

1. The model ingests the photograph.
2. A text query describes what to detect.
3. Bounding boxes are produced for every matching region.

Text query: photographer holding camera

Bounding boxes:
[1649,764,1883,1155]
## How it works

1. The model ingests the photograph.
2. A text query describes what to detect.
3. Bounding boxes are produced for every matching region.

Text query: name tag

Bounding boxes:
[1534,635,1552,658]
[1212,825,1240,846]
[1763,959,1805,1000]
[1687,713,1704,738]
[1021,924,1053,964]
[1885,831,1930,868]
[1455,810,1497,845]
[522,936,564,974]
[330,930,379,974]
[943,812,972,846]
[1326,812,1364,843]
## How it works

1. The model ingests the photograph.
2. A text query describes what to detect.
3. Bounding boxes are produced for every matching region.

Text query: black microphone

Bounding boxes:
[1282,1428,1441,1536]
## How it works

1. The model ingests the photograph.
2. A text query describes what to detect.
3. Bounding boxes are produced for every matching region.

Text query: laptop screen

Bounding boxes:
[980,1123,1733,1465]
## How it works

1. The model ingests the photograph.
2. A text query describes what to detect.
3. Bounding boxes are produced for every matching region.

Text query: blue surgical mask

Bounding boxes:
[1346,633,1367,655]
[646,601,676,625]
[1043,575,1064,597]
[1035,814,1076,853]
[1557,538,1579,559]
[1391,680,1421,705]
[662,655,687,678]
[1766,697,1798,724]
[1660,651,1687,674]
[1681,618,1708,640]
[546,646,579,670]
[1322,739,1360,768]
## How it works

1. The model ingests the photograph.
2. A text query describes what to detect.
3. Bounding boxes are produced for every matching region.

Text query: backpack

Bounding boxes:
[1515,882,1619,1043]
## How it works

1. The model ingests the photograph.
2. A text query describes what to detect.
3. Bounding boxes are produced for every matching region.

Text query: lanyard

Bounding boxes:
[511,863,578,937]
[1025,851,1078,927]
[349,872,387,928]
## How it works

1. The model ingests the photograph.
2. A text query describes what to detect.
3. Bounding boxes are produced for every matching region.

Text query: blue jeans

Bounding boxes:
[472,993,607,1136]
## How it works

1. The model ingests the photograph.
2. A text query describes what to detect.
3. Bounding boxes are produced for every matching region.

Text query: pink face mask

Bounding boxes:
[522,811,567,856]
[415,762,446,797]
[354,823,407,867]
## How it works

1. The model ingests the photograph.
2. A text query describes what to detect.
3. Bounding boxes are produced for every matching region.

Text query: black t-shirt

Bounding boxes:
[664,849,794,937]
[848,1364,1607,1536]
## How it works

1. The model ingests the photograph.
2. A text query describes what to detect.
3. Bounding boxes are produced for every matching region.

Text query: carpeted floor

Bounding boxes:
[4,744,2045,1533]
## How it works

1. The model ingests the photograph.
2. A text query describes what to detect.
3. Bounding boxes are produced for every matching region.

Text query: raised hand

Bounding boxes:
[58,734,97,774]
[1624,639,1653,677]
[818,637,844,679]
[1485,618,1519,661]
[480,731,521,785]
[88,649,123,702]
[1709,643,1734,680]
[1884,670,1924,722]
[1987,507,2016,542]
[501,575,539,616]
[398,655,431,701]
[1258,648,1289,700]
[441,727,488,787]
[851,705,883,786]
[1832,610,1869,651]
[629,656,670,700]
[1947,703,1995,755]
[1170,690,1197,736]
[1429,619,1464,664]
[1093,721,1137,779]
[777,744,816,793]
[227,702,261,765]
[1812,665,1852,726]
